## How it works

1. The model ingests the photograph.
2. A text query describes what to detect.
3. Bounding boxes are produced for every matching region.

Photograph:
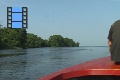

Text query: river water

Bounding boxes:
[0,47,110,80]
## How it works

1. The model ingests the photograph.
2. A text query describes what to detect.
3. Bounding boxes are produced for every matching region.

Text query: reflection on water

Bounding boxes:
[0,47,110,80]
[0,49,27,57]
[0,49,28,80]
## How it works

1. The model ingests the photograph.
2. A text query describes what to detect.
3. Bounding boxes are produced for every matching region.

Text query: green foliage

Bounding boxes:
[49,35,65,47]
[49,35,79,47]
[14,29,27,48]
[0,28,27,49]
[0,28,79,49]
[26,33,43,48]
[41,39,50,47]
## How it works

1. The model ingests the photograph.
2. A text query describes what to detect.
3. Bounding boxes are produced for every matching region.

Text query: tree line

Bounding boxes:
[0,28,79,49]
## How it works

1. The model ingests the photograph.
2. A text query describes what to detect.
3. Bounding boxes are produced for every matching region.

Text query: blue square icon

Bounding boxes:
[7,7,28,28]
[12,22,22,28]
[12,13,22,21]
[12,7,22,12]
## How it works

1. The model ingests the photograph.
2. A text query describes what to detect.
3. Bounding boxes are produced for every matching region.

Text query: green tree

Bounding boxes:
[42,39,50,47]
[48,35,80,47]
[0,27,79,49]
[75,42,80,47]
[0,28,16,48]
[26,33,43,48]
[15,29,27,48]
[63,38,75,47]
[0,28,3,49]
[0,28,27,49]
[49,35,65,47]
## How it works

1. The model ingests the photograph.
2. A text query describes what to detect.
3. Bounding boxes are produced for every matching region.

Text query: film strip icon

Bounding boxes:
[7,7,28,28]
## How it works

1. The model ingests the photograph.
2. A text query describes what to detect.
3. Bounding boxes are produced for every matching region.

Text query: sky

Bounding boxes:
[0,0,120,46]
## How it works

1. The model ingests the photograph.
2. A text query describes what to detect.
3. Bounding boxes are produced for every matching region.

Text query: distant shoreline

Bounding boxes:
[0,46,109,50]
